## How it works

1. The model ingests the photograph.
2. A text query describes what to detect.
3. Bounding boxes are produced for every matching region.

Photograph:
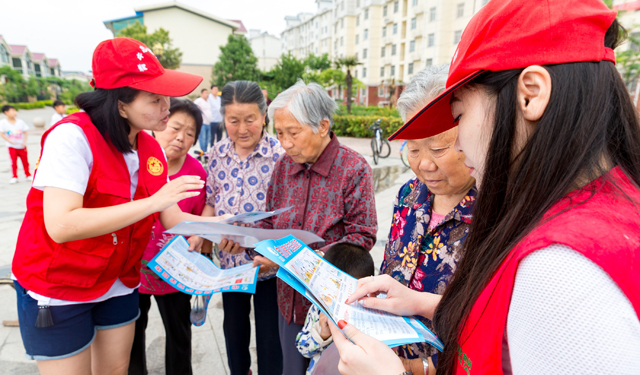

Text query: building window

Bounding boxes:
[382,26,387,37]
[356,15,360,26]
[412,0,418,6]
[357,0,360,6]
[341,1,344,10]
[335,40,338,50]
[454,30,462,44]
[383,5,388,16]
[457,3,464,18]
[365,8,369,19]
[392,44,397,55]
[408,62,414,74]
[381,46,386,57]
[409,40,415,52]
[356,52,359,60]
[428,33,435,47]
[411,17,417,30]
[0,45,8,63]
[429,7,436,22]
[363,67,367,77]
[363,48,368,58]
[356,35,359,44]
[335,23,338,33]
[12,57,22,69]
[364,29,368,40]
[426,58,433,66]
[393,23,398,34]
[50,67,55,75]
[341,36,344,46]
[394,1,399,13]
[391,65,396,76]
[380,66,385,77]
[341,19,344,28]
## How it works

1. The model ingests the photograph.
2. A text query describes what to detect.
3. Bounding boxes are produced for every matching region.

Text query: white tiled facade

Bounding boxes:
[282,0,489,105]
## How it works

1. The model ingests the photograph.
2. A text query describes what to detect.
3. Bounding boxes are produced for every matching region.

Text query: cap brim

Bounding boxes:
[389,70,484,141]
[129,69,203,97]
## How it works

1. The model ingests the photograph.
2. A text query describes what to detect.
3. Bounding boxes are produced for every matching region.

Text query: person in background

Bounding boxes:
[49,100,67,129]
[208,85,223,145]
[0,105,31,183]
[262,88,272,130]
[202,80,285,375]
[296,243,374,375]
[219,80,378,375]
[379,64,476,375]
[194,89,212,152]
[128,98,204,375]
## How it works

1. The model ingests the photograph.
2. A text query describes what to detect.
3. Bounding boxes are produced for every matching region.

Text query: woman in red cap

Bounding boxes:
[11,37,228,374]
[327,1,640,374]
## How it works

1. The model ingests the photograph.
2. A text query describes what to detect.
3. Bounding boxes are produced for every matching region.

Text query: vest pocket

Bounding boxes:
[45,236,117,289]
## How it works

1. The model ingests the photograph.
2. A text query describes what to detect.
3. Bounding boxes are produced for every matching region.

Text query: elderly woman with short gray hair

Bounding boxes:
[379,65,476,374]
[252,80,378,375]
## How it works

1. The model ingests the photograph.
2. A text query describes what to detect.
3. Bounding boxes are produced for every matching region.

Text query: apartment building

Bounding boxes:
[283,0,489,106]
[281,0,334,59]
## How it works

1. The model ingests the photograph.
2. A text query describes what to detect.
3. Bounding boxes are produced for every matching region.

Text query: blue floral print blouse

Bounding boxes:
[380,177,476,360]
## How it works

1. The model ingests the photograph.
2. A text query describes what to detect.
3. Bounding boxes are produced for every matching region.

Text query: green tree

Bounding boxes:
[0,66,27,102]
[211,35,260,87]
[269,53,306,91]
[117,21,182,69]
[336,56,362,114]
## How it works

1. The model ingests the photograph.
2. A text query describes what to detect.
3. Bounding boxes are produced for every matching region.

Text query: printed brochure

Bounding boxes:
[254,235,444,349]
[148,235,259,295]
[218,206,294,225]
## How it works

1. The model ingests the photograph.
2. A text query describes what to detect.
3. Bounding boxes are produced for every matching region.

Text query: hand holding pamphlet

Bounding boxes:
[148,235,259,295]
[254,235,444,349]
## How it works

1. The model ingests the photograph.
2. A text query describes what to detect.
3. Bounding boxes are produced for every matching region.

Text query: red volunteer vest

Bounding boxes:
[455,167,640,375]
[12,112,168,301]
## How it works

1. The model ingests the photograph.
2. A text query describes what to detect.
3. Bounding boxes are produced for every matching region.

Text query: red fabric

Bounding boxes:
[12,112,168,301]
[256,133,378,324]
[454,167,640,375]
[8,147,30,178]
[390,0,617,141]
[91,37,201,96]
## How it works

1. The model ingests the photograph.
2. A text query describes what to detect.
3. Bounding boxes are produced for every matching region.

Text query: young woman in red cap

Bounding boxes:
[11,37,228,374]
[327,1,640,374]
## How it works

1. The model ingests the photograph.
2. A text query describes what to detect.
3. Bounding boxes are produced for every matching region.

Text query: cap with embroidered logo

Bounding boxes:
[389,0,617,141]
[90,37,202,97]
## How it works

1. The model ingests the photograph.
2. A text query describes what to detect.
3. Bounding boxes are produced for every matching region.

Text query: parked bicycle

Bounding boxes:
[194,149,209,168]
[400,140,410,168]
[369,119,391,165]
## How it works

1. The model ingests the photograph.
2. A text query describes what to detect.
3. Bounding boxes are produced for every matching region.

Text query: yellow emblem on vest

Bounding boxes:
[147,157,164,176]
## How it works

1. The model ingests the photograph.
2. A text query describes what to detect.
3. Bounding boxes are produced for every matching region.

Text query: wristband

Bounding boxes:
[422,358,429,375]
[399,372,413,375]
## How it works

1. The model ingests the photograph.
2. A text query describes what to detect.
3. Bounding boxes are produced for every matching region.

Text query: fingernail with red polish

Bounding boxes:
[345,298,349,304]
[338,320,347,329]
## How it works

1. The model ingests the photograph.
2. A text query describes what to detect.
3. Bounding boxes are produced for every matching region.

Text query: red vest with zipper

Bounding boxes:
[454,167,640,375]
[12,112,168,301]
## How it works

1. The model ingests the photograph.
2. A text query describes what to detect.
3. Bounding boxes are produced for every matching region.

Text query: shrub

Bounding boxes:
[332,115,404,138]
[8,102,46,110]
[336,104,401,118]
[65,106,80,115]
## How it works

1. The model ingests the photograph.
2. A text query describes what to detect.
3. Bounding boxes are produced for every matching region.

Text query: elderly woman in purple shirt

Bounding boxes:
[221,80,378,375]
[201,81,285,375]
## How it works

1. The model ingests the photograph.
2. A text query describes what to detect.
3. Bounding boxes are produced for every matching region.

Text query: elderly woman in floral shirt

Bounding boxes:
[223,80,378,375]
[202,81,285,375]
[380,65,476,375]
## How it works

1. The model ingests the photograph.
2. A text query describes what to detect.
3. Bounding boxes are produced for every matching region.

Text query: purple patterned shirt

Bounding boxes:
[206,131,284,279]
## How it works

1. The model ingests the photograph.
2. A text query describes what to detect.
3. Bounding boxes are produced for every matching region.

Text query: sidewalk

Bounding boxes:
[0,108,414,374]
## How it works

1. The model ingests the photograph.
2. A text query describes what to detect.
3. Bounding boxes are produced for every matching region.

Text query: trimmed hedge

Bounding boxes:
[336,104,401,118]
[332,115,404,138]
[8,102,46,110]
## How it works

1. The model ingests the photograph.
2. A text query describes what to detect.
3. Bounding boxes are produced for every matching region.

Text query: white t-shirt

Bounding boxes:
[194,97,212,124]
[25,123,140,305]
[207,93,222,123]
[48,112,65,129]
[0,118,29,149]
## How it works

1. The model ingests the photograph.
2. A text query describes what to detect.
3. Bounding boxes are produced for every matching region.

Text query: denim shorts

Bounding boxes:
[14,281,140,361]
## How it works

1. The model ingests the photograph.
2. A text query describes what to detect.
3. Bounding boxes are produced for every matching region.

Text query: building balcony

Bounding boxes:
[410,27,423,39]
[381,56,392,66]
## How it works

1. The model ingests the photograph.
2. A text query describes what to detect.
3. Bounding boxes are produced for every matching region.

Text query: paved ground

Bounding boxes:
[0,108,414,374]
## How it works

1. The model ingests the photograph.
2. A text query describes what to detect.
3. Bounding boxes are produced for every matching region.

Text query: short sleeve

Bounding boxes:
[33,123,93,195]
[20,119,30,132]
[506,244,640,374]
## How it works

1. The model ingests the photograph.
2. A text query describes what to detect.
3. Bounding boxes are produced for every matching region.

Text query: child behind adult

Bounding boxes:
[296,243,375,375]
[0,105,31,183]
[48,100,66,129]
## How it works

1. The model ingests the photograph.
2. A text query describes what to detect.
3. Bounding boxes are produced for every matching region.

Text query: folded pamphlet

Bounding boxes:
[148,235,259,295]
[218,206,294,225]
[254,235,444,349]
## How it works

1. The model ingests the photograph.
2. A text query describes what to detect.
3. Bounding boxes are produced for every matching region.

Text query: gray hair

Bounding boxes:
[267,80,337,133]
[397,64,450,122]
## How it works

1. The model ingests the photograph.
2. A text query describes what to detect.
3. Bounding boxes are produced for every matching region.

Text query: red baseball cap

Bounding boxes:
[90,37,203,96]
[389,0,617,140]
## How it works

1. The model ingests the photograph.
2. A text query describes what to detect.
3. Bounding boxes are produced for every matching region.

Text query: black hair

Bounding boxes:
[169,98,203,140]
[53,100,65,108]
[220,80,267,117]
[211,84,218,89]
[1,105,15,113]
[201,88,208,94]
[323,243,375,279]
[434,19,640,375]
[75,87,141,153]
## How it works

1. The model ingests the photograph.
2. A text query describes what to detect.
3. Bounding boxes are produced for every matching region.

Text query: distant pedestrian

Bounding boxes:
[208,85,223,145]
[194,88,212,151]
[262,88,272,129]
[48,100,66,129]
[0,105,31,183]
